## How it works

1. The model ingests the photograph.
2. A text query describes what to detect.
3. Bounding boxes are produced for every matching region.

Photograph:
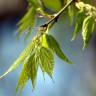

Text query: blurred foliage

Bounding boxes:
[41,0,62,12]
[0,0,96,95]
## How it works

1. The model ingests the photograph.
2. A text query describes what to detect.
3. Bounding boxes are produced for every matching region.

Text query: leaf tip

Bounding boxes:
[71,37,75,42]
[68,60,73,64]
[82,43,87,50]
[0,72,9,80]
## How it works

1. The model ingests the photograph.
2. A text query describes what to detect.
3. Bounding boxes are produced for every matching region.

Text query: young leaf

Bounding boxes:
[45,34,72,64]
[16,61,29,93]
[67,0,75,25]
[82,15,94,49]
[41,34,49,48]
[17,48,39,92]
[17,7,36,37]
[39,47,54,78]
[68,5,74,24]
[0,39,34,79]
[27,53,39,89]
[71,10,86,41]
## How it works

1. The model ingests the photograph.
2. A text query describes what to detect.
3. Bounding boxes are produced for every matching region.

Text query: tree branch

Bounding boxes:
[40,0,74,28]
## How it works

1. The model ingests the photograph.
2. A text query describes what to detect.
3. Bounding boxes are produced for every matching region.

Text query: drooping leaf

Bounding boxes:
[16,61,29,93]
[71,10,86,41]
[27,52,39,89]
[82,15,95,49]
[67,0,75,25]
[16,47,39,92]
[0,39,34,79]
[44,34,72,64]
[68,5,74,24]
[39,47,54,78]
[17,7,36,37]
[41,0,62,12]
[16,34,46,93]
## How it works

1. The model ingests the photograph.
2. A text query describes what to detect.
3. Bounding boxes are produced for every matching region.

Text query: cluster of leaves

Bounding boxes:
[0,28,72,94]
[72,1,96,48]
[17,0,80,38]
[0,0,96,95]
[17,0,63,38]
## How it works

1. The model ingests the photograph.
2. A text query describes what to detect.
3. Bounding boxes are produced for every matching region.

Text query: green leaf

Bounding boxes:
[28,0,40,8]
[68,5,74,24]
[16,61,29,93]
[41,0,62,12]
[45,34,72,64]
[82,15,94,49]
[41,34,49,48]
[0,39,34,79]
[17,7,36,37]
[71,10,86,41]
[27,53,39,89]
[39,47,54,78]
[17,48,39,92]
[67,0,75,25]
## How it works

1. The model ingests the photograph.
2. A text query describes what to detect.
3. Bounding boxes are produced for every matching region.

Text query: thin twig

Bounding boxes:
[40,0,74,27]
